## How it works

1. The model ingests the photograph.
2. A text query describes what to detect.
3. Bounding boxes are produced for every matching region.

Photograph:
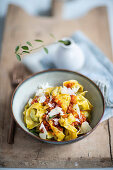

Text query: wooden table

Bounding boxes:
[0,3,113,168]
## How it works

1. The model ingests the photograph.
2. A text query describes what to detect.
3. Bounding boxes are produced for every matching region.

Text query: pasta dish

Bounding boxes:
[23,80,93,141]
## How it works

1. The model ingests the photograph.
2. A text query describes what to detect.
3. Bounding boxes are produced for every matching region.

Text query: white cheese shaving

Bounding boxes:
[36,88,44,96]
[36,88,46,103]
[49,95,52,102]
[61,86,79,95]
[39,122,47,139]
[39,95,46,103]
[28,98,33,106]
[53,118,59,125]
[73,86,80,93]
[39,122,47,133]
[48,106,64,117]
[80,121,92,134]
[39,82,52,90]
[39,133,46,139]
[75,118,80,122]
[48,103,53,107]
[74,104,81,118]
[36,84,52,103]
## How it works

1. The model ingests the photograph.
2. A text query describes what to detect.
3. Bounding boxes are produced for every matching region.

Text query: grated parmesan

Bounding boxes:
[28,98,33,106]
[80,121,92,134]
[48,103,53,107]
[75,118,80,122]
[39,133,46,139]
[39,82,52,90]
[74,104,81,118]
[39,95,46,103]
[73,86,80,93]
[61,86,79,95]
[49,95,52,102]
[39,122,47,139]
[36,88,44,96]
[39,122,47,133]
[48,106,64,117]
[53,118,59,125]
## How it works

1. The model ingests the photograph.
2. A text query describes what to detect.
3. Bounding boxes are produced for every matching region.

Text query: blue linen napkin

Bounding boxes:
[22,31,113,121]
[71,31,113,122]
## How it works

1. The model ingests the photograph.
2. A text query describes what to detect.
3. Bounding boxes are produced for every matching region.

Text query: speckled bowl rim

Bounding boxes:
[11,69,105,144]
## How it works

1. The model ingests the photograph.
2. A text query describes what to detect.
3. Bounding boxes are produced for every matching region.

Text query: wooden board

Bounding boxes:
[0,4,113,168]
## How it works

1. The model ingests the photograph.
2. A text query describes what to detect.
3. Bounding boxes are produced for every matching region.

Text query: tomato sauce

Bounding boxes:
[53,120,63,131]
[67,103,78,118]
[43,119,51,131]
[31,96,39,104]
[43,95,50,105]
[80,112,86,124]
[53,96,62,108]
[70,95,77,104]
[57,126,63,131]
[62,114,68,118]
[65,82,75,88]
[71,121,80,126]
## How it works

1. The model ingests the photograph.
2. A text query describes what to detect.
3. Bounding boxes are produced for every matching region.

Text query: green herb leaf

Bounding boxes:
[58,40,71,46]
[35,39,43,43]
[15,46,19,53]
[26,41,32,47]
[16,54,21,61]
[43,47,48,54]
[23,51,30,53]
[49,115,55,120]
[22,46,29,50]
[29,128,38,136]
[58,40,65,44]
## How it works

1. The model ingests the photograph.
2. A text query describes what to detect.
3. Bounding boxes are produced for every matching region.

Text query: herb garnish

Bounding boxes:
[29,128,39,136]
[48,115,56,120]
[15,34,71,61]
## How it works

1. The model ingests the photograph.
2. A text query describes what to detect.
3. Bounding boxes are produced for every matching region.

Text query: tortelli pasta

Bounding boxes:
[23,80,93,141]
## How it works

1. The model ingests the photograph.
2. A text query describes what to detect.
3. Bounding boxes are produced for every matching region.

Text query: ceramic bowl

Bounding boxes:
[11,69,105,144]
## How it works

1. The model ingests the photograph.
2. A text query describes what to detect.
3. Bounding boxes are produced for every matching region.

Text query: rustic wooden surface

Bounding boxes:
[0,4,113,168]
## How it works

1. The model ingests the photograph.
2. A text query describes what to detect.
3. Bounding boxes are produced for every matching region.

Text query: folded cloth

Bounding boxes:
[71,31,113,122]
[22,31,113,122]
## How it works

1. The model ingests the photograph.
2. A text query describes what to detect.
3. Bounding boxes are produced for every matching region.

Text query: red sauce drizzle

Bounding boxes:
[65,82,75,88]
[31,96,39,104]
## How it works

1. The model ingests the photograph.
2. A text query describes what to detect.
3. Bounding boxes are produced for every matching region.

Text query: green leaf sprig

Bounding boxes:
[15,34,71,61]
[15,39,48,61]
[29,128,39,136]
[58,40,71,46]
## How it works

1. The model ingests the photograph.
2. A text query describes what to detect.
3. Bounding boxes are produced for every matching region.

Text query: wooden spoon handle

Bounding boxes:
[7,115,16,144]
[8,64,29,144]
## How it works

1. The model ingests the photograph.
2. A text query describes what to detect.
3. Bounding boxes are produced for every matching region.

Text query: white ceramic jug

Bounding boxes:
[53,37,85,71]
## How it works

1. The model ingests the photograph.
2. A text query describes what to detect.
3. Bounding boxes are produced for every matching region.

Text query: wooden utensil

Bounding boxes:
[7,66,24,144]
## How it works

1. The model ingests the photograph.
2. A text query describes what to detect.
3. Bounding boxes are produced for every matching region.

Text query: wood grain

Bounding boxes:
[0,4,113,168]
[109,118,113,161]
[52,0,64,17]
